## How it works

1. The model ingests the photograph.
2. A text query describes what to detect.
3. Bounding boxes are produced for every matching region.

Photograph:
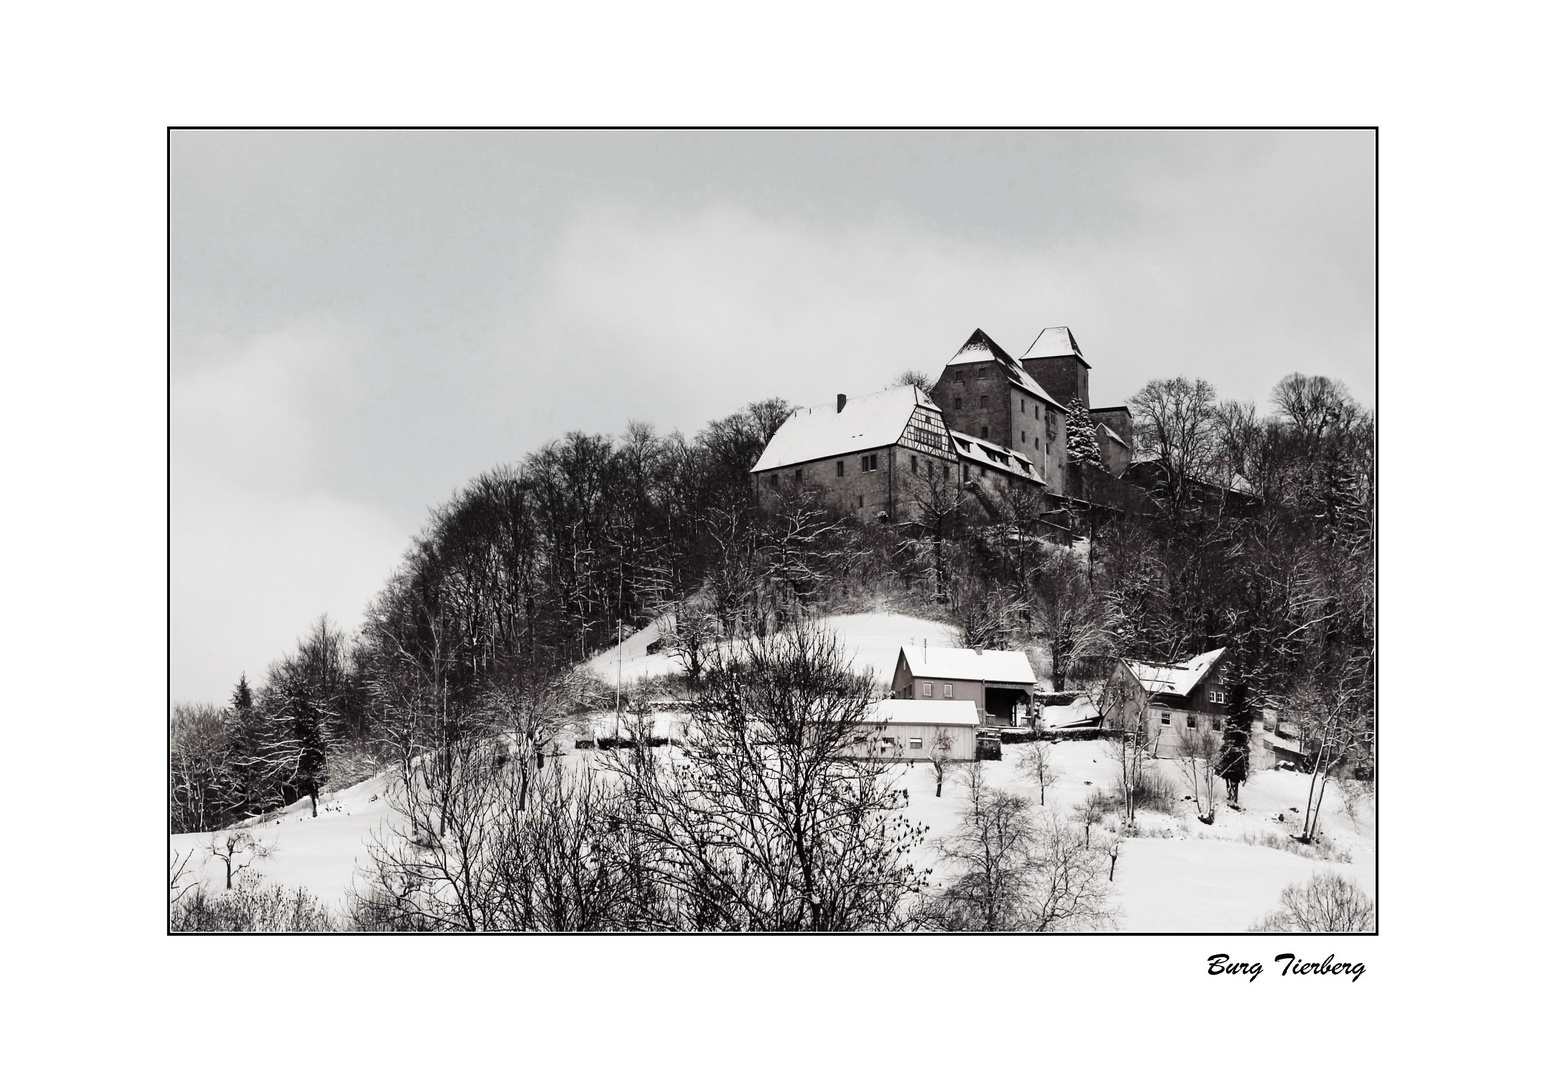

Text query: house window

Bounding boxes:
[910,455,918,474]
[956,370,965,382]
[794,469,802,483]
[836,460,844,477]
[962,463,970,482]
[869,453,879,471]
[923,682,932,697]
[768,473,778,487]
[1021,431,1027,443]
[944,683,952,698]
[857,495,864,508]
[954,396,963,410]
[979,395,988,409]
[1187,717,1198,729]
[909,737,924,750]
[860,456,869,472]
[980,426,988,439]
[1160,712,1172,726]
[1213,719,1223,732]
[1021,400,1027,414]
[943,464,950,479]
[880,737,898,748]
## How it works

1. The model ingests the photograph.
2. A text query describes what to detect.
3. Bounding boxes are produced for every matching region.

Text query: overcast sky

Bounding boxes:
[170,129,1375,704]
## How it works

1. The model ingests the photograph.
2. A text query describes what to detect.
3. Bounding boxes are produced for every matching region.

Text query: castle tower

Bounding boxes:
[1020,326,1090,412]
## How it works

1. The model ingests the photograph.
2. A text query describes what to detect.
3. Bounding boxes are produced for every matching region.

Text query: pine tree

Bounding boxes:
[1066,396,1102,468]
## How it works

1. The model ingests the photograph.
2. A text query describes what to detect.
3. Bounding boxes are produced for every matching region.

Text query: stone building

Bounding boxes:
[750,324,1145,522]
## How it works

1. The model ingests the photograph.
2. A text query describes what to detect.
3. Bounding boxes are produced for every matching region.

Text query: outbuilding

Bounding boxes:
[847,698,980,761]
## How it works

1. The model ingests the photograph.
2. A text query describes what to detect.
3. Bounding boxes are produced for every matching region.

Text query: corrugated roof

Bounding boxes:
[866,699,981,727]
[750,385,938,472]
[1123,647,1226,697]
[1020,326,1088,365]
[901,646,1037,685]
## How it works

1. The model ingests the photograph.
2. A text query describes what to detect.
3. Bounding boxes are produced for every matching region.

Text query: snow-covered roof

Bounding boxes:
[901,646,1037,685]
[945,329,1066,410]
[950,429,1046,485]
[1095,422,1130,448]
[1020,326,1088,366]
[751,385,939,472]
[1123,648,1226,697]
[1041,698,1102,729]
[865,699,981,727]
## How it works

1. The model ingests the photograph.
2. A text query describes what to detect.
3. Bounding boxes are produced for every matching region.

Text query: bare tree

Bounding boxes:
[1073,788,1107,849]
[479,665,576,811]
[1128,376,1220,516]
[1020,741,1057,807]
[1175,723,1223,825]
[919,767,1116,932]
[210,830,271,890]
[929,730,954,798]
[603,622,929,930]
[1250,871,1374,932]
[1282,648,1374,843]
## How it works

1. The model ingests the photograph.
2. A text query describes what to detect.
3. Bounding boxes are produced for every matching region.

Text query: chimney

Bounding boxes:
[836,393,847,414]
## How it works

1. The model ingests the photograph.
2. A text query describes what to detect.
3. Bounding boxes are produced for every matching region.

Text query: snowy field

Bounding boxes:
[171,610,1374,931]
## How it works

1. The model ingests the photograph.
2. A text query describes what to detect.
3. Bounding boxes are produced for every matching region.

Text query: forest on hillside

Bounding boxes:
[170,370,1375,876]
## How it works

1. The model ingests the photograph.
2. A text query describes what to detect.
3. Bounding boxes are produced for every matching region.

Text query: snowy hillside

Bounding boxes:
[171,609,1373,931]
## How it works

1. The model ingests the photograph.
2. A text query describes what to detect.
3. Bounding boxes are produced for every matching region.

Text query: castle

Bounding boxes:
[750,325,1140,525]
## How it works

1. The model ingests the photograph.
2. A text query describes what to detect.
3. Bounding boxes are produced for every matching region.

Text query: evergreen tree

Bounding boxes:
[1066,396,1102,467]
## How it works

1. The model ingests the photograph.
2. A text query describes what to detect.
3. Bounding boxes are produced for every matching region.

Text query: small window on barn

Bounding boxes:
[923,682,932,697]
[944,683,952,698]
[836,460,844,477]
[909,737,923,750]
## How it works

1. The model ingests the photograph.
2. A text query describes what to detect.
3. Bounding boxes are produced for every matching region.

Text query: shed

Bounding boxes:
[848,699,980,761]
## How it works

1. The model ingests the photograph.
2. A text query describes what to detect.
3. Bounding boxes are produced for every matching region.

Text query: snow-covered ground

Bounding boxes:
[171,610,1373,931]
[581,611,962,690]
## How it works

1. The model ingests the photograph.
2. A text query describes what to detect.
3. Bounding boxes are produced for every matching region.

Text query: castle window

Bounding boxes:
[836,460,844,477]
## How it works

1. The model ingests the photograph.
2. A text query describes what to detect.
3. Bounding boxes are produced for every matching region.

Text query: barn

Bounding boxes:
[844,698,980,761]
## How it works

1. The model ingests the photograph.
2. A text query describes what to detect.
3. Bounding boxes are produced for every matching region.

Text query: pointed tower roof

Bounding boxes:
[947,328,1064,408]
[1021,326,1089,367]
